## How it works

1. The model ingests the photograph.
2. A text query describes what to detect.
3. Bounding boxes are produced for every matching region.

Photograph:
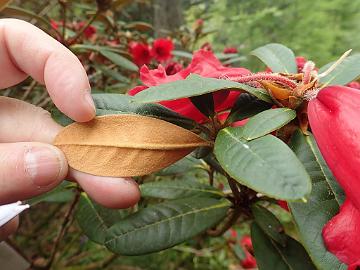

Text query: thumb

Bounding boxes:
[0,142,68,204]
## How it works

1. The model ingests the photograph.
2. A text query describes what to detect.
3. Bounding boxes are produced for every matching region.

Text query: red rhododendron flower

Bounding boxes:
[223,47,238,54]
[151,38,174,62]
[347,81,360,89]
[129,42,152,67]
[50,20,59,30]
[322,200,360,266]
[308,85,360,267]
[165,61,183,75]
[277,200,290,211]
[240,235,257,269]
[128,49,250,122]
[77,22,97,39]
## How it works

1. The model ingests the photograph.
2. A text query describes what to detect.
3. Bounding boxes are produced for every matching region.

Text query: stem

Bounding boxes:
[228,73,298,89]
[207,208,241,237]
[69,10,101,45]
[43,190,80,270]
[228,177,241,205]
[208,167,214,186]
[21,80,37,100]
[60,0,67,42]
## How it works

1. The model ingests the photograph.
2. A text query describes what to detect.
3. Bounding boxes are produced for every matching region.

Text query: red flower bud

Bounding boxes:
[152,38,174,62]
[308,85,360,266]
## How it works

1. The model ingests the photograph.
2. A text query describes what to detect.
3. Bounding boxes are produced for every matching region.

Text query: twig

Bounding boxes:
[42,190,80,270]
[208,167,214,186]
[60,0,67,43]
[207,208,241,237]
[21,80,37,100]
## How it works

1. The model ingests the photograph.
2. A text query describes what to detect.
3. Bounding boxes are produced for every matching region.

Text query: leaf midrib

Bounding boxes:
[105,201,229,245]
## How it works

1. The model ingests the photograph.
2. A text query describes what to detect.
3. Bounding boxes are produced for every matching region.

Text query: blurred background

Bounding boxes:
[0,0,359,269]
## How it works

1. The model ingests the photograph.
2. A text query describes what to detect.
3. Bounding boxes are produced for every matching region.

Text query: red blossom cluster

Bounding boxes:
[228,230,257,269]
[129,38,174,67]
[129,46,360,268]
[129,49,250,122]
[50,20,97,39]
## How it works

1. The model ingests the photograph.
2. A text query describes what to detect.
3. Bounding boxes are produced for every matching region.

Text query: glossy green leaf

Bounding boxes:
[289,130,346,270]
[100,50,138,71]
[105,197,230,255]
[97,65,130,83]
[226,93,273,124]
[156,155,202,176]
[251,204,287,246]
[214,128,311,200]
[172,50,193,59]
[318,53,360,86]
[76,193,128,245]
[140,179,223,200]
[2,6,52,29]
[134,74,272,103]
[214,53,239,60]
[251,223,316,270]
[222,56,247,66]
[92,94,197,129]
[242,108,296,140]
[251,43,298,73]
[26,181,74,205]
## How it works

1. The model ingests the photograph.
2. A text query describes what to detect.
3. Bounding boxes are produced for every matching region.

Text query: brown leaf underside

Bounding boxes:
[54,115,211,177]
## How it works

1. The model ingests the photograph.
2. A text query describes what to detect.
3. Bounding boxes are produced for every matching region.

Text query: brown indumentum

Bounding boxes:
[54,115,211,177]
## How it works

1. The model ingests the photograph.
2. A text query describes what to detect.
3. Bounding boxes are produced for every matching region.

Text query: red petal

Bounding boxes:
[323,200,360,265]
[308,86,360,210]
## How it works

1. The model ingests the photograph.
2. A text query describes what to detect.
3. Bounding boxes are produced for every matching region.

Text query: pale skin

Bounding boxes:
[0,19,141,240]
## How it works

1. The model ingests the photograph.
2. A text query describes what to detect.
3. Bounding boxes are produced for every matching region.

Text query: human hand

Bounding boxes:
[0,19,140,240]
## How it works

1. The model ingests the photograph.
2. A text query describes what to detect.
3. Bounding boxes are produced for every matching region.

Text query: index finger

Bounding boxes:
[0,18,95,122]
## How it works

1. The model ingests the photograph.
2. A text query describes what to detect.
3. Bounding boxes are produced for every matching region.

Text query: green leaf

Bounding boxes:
[105,197,230,255]
[242,108,296,140]
[140,179,223,200]
[226,93,273,124]
[172,50,193,59]
[214,128,311,200]
[156,155,202,176]
[214,53,239,60]
[100,50,138,71]
[222,56,247,66]
[288,130,346,270]
[134,74,272,103]
[251,223,316,270]
[26,181,74,205]
[76,193,128,245]
[2,6,52,29]
[251,43,298,73]
[97,65,130,83]
[318,54,360,86]
[251,204,287,246]
[92,94,197,130]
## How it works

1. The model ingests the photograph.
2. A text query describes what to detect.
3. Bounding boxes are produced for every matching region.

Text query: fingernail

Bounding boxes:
[24,146,64,187]
[84,92,96,116]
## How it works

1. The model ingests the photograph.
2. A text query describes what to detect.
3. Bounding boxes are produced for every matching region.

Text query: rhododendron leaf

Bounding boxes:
[251,223,316,270]
[27,181,74,205]
[1,6,52,29]
[251,43,298,73]
[54,115,211,177]
[242,108,296,140]
[140,179,223,200]
[172,50,193,59]
[0,0,12,11]
[226,93,273,123]
[92,94,197,130]
[97,65,130,83]
[100,50,139,71]
[214,53,238,60]
[190,93,215,117]
[105,197,230,255]
[76,193,129,245]
[288,130,346,270]
[134,74,272,103]
[251,204,287,246]
[214,128,311,200]
[156,155,202,176]
[318,54,360,86]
